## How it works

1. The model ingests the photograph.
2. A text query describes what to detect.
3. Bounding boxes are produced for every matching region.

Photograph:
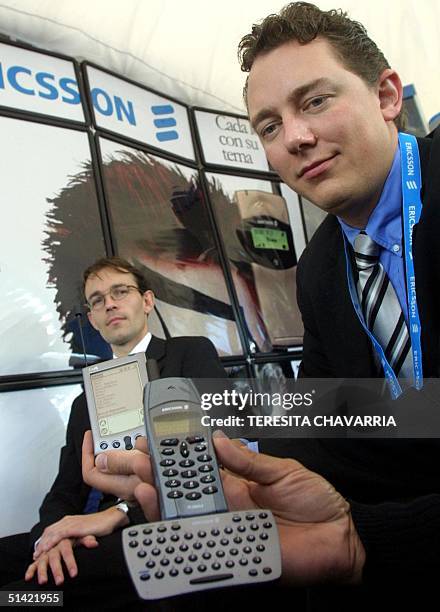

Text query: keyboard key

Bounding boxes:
[161,438,179,446]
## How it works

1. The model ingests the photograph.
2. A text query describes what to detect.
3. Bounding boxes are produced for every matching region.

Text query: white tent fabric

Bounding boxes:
[0,0,438,122]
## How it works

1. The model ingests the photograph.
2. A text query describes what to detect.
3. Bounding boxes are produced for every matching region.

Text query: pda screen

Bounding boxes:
[91,362,144,436]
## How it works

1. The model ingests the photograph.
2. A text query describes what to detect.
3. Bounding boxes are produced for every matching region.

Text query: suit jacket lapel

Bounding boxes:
[145,335,166,370]
[321,222,378,375]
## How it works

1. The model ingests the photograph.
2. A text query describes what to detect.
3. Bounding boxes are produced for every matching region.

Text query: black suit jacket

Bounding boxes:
[29,335,225,548]
[260,130,440,581]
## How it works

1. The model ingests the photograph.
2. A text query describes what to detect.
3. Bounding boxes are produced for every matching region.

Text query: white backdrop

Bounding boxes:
[0,0,438,123]
[0,385,81,536]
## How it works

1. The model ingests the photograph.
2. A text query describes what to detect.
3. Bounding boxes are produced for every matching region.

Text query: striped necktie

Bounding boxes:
[353,231,413,379]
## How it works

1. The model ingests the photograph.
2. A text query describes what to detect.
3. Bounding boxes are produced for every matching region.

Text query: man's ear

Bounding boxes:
[142,290,155,316]
[377,69,403,122]
[87,310,98,331]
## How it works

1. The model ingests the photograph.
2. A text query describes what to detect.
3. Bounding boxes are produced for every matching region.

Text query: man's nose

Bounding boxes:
[284,116,316,153]
[104,293,118,309]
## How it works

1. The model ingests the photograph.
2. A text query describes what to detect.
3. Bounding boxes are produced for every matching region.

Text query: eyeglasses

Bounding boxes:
[86,284,141,311]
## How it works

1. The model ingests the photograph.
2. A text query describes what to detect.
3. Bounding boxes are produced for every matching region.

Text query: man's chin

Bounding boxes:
[302,188,351,217]
[302,197,341,217]
[103,333,130,348]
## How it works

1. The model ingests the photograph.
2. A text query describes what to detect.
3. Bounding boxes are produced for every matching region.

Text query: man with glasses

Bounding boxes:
[1,256,225,592]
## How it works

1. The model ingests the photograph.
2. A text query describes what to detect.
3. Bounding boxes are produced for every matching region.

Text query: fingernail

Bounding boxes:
[212,429,228,439]
[95,453,108,470]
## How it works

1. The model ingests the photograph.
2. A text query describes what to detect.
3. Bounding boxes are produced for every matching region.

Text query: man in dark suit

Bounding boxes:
[1,256,225,589]
[237,1,440,606]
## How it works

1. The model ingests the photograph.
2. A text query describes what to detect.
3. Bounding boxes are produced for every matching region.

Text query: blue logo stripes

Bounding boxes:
[151,104,179,141]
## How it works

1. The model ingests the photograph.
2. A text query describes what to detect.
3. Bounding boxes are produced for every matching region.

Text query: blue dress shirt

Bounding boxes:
[338,145,408,321]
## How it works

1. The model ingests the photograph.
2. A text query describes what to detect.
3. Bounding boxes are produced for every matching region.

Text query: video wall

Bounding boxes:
[0,40,312,383]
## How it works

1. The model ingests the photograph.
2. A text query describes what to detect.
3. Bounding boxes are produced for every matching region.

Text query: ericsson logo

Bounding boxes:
[406,180,418,190]
[151,104,179,142]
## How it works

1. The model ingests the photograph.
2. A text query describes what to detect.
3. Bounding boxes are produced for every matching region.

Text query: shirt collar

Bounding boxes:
[112,331,152,358]
[338,146,403,255]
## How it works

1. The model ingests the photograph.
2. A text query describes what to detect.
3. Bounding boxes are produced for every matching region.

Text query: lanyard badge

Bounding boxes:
[343,133,423,399]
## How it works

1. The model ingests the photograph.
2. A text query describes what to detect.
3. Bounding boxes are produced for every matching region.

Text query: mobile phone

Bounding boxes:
[123,374,282,599]
[82,353,149,454]
[143,377,228,519]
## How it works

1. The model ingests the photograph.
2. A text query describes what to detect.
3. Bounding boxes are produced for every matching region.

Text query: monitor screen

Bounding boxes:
[250,227,289,251]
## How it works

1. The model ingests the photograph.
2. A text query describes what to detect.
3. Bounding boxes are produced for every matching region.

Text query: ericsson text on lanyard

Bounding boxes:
[343,132,423,400]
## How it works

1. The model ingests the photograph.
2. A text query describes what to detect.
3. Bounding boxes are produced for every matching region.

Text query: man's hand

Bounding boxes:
[25,537,88,585]
[212,433,365,584]
[33,507,129,559]
[134,433,365,584]
[88,430,365,584]
[26,505,130,585]
[82,430,152,500]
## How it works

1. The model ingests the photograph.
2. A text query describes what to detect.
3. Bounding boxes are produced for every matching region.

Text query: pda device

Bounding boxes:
[82,353,149,454]
[122,374,282,599]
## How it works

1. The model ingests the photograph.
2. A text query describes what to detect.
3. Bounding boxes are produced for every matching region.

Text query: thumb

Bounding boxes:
[95,448,149,477]
[78,535,99,548]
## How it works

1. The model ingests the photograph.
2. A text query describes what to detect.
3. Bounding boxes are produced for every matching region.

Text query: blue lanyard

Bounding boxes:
[343,133,423,399]
[399,132,423,390]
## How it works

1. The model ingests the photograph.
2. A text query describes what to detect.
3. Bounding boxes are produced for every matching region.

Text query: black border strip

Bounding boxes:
[0,369,83,393]
[0,350,302,393]
[86,129,116,256]
[94,128,199,171]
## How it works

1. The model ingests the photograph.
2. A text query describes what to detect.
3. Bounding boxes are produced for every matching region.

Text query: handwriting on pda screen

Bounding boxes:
[91,363,142,419]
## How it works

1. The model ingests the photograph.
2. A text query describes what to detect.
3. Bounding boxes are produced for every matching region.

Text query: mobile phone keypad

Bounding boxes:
[158,435,221,503]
